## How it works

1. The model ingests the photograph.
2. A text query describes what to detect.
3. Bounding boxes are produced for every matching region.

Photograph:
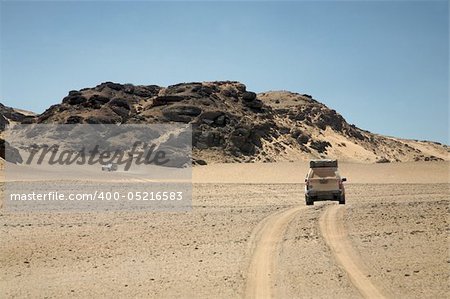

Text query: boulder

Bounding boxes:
[242,91,257,102]
[230,128,255,155]
[85,115,121,124]
[220,87,238,98]
[108,98,131,119]
[133,85,161,97]
[68,90,82,96]
[194,130,225,149]
[0,139,23,164]
[193,158,207,166]
[315,110,344,132]
[297,134,309,145]
[288,110,306,121]
[162,105,202,123]
[62,95,88,105]
[346,126,366,141]
[244,99,263,109]
[105,82,124,91]
[0,114,9,131]
[66,115,84,124]
[152,96,186,107]
[198,111,228,126]
[235,83,247,92]
[109,98,130,110]
[290,128,302,139]
[164,83,215,98]
[109,106,130,119]
[205,131,224,147]
[191,84,215,96]
[279,127,290,135]
[253,121,275,139]
[376,157,390,163]
[166,82,201,92]
[89,94,110,104]
[309,140,331,153]
[215,114,226,126]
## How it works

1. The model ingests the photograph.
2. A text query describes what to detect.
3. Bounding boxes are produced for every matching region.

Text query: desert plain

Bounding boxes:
[0,161,449,298]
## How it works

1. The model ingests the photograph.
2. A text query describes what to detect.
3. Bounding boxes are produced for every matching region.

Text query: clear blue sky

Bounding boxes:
[1,1,448,143]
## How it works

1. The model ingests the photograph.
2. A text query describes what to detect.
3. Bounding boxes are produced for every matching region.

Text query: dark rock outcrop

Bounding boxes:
[0,103,29,124]
[376,157,390,163]
[297,134,310,145]
[2,82,445,164]
[162,105,202,123]
[242,91,257,102]
[152,96,186,107]
[0,139,23,164]
[66,115,84,124]
[0,114,9,131]
[309,140,332,154]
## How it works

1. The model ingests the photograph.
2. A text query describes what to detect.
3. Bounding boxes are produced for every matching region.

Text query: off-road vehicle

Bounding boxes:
[305,159,346,205]
[101,163,118,172]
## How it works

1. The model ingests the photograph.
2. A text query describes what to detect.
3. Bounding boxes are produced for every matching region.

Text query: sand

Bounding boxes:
[0,161,449,298]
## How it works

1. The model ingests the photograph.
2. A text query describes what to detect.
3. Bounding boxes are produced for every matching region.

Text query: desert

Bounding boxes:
[0,81,449,298]
[0,161,448,298]
[2,1,449,298]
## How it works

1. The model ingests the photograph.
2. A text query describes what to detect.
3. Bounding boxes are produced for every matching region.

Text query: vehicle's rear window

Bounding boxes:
[311,168,337,178]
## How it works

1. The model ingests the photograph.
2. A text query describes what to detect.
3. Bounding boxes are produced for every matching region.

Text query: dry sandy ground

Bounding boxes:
[0,161,449,298]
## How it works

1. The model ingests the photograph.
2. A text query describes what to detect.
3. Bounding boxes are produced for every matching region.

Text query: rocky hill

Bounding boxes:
[1,81,448,164]
[0,103,35,165]
[0,103,35,130]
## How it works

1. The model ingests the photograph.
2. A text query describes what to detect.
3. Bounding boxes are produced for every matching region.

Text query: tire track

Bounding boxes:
[319,205,390,299]
[245,206,305,299]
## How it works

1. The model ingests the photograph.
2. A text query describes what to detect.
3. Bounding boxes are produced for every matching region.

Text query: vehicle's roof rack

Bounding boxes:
[310,159,338,168]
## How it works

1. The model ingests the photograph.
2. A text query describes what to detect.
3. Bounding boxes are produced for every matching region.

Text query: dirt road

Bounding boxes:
[245,206,305,299]
[319,205,390,298]
[245,203,389,299]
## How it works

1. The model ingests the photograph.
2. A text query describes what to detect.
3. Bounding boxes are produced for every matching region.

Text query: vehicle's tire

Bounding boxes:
[338,195,346,205]
[305,195,314,206]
